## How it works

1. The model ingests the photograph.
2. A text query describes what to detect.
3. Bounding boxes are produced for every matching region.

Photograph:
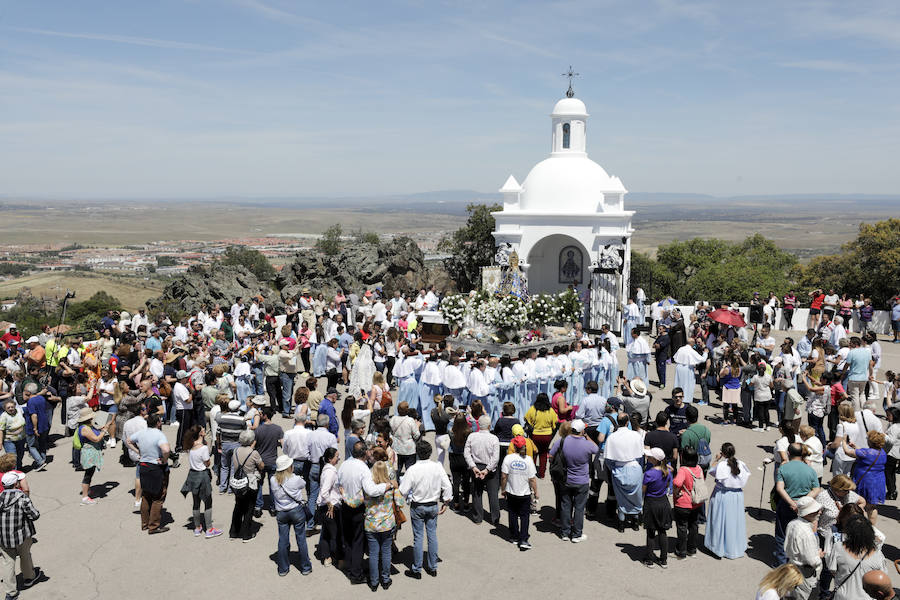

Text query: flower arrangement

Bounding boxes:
[439,294,468,327]
[555,289,583,324]
[493,295,528,330]
[527,293,558,327]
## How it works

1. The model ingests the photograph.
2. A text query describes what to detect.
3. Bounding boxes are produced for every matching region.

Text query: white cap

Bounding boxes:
[25,336,39,344]
[227,400,241,411]
[571,419,586,433]
[644,447,665,462]
[1,471,22,487]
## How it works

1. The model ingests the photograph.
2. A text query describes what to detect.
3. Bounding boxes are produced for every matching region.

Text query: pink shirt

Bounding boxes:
[672,465,703,509]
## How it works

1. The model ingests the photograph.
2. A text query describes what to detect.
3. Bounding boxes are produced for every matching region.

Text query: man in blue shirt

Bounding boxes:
[844,337,872,411]
[22,383,49,471]
[796,328,815,360]
[145,328,163,354]
[576,381,607,441]
[319,388,340,436]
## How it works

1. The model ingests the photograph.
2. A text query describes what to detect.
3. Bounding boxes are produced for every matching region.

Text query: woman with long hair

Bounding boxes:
[270,454,313,576]
[705,442,750,559]
[316,447,342,566]
[825,514,885,600]
[551,379,573,421]
[364,460,403,591]
[180,425,223,538]
[448,414,472,512]
[525,392,559,478]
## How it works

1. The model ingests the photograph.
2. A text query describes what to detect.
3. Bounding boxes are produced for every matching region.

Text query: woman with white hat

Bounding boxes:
[270,453,313,576]
[641,447,672,568]
[74,406,110,506]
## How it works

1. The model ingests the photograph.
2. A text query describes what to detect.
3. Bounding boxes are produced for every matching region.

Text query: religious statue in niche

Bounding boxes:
[494,242,513,267]
[497,251,528,300]
[559,245,583,284]
[597,243,624,273]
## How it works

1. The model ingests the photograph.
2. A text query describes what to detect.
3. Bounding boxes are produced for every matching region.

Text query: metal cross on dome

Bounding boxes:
[562,65,579,98]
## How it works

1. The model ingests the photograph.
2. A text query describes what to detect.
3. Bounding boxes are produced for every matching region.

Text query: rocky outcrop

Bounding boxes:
[147,264,274,315]
[147,237,456,315]
[275,236,455,300]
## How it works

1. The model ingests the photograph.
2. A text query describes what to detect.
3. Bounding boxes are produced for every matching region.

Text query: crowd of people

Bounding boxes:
[0,283,897,598]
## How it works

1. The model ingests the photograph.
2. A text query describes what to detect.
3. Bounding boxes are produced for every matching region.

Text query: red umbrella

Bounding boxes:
[708,308,746,328]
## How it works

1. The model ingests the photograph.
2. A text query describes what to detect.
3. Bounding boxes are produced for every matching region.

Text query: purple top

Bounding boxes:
[642,467,672,498]
[549,435,598,486]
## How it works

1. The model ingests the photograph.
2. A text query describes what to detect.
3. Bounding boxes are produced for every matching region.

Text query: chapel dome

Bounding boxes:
[551,97,588,117]
[518,155,626,213]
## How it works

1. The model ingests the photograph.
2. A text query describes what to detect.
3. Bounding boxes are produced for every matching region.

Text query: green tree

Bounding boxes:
[440,203,501,292]
[351,228,380,245]
[221,245,276,282]
[156,255,177,267]
[799,218,900,305]
[629,251,677,299]
[316,224,343,256]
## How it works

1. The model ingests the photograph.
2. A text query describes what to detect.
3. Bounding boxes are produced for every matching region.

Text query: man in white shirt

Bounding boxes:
[282,412,311,484]
[423,286,439,310]
[372,299,387,323]
[755,325,777,360]
[230,297,243,323]
[500,436,538,549]
[338,441,394,584]
[823,289,839,320]
[399,440,452,577]
[413,289,428,311]
[466,361,489,404]
[464,415,500,525]
[784,497,823,600]
[306,414,338,530]
[123,404,149,508]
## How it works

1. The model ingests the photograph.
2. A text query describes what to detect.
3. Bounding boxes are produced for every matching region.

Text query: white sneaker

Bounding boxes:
[519,541,532,550]
[107,439,116,448]
[571,534,588,543]
[81,497,98,506]
[134,500,141,509]
[752,427,765,432]
[559,535,570,542]
[171,421,179,428]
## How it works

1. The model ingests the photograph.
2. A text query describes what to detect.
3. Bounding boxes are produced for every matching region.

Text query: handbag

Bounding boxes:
[391,492,407,526]
[380,389,393,409]
[549,437,568,483]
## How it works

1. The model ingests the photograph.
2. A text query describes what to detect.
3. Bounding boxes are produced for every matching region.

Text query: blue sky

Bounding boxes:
[2,0,900,198]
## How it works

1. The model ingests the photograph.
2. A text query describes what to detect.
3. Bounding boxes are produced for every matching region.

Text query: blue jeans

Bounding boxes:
[256,465,276,510]
[306,462,321,530]
[366,529,393,584]
[236,376,252,407]
[410,503,439,572]
[808,414,826,448]
[774,498,794,565]
[3,439,25,471]
[219,442,240,493]
[276,505,312,575]
[252,366,265,395]
[560,483,589,538]
[279,372,295,416]
[24,432,45,466]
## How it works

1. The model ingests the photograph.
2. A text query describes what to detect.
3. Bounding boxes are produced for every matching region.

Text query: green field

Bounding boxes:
[0,271,164,311]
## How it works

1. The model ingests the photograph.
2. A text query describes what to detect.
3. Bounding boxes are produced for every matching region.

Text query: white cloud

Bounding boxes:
[10,27,254,54]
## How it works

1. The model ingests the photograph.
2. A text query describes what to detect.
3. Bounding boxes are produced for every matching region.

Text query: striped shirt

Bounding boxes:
[215,412,246,444]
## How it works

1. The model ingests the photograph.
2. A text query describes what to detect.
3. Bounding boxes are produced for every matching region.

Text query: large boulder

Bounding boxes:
[276,236,455,300]
[147,264,274,316]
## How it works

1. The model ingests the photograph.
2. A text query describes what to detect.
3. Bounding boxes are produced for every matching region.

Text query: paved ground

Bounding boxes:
[17,332,900,600]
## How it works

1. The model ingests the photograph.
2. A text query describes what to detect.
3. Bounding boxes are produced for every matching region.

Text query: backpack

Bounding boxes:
[688,467,710,504]
[549,437,568,483]
[228,449,255,491]
[696,436,712,467]
[73,425,84,450]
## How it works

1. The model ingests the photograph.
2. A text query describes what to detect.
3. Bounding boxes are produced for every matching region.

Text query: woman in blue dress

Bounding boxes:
[416,356,443,431]
[625,331,651,383]
[843,431,887,523]
[705,443,750,559]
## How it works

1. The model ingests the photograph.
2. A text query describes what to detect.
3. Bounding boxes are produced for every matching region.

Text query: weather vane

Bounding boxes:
[562,65,579,98]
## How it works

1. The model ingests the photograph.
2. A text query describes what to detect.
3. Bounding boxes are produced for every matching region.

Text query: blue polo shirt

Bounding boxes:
[24,394,50,435]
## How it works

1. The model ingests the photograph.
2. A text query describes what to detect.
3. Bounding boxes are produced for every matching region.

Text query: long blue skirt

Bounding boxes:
[603,366,616,398]
[497,383,517,421]
[417,382,441,431]
[570,371,585,408]
[610,460,644,519]
[516,382,529,418]
[704,487,747,559]
[626,356,649,382]
[674,364,697,403]
[445,387,465,408]
[397,376,419,415]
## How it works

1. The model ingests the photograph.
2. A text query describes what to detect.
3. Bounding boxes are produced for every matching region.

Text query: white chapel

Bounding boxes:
[491,86,635,330]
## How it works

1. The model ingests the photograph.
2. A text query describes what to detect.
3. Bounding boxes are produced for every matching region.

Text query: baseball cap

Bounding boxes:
[512,435,527,449]
[644,448,665,462]
[571,419,586,433]
[176,370,189,379]
[1,472,21,487]
[25,336,39,344]
[227,400,241,411]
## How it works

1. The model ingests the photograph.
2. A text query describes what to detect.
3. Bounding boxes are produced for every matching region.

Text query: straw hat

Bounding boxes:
[275,454,293,472]
[77,407,95,423]
[630,378,648,397]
